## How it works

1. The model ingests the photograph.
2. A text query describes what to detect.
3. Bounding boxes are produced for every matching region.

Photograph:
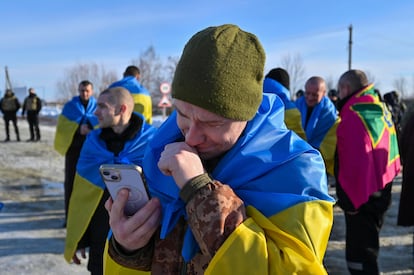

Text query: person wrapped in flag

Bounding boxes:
[295,76,339,176]
[54,80,99,225]
[104,24,335,274]
[263,67,306,139]
[64,87,156,275]
[335,69,401,274]
[109,65,153,125]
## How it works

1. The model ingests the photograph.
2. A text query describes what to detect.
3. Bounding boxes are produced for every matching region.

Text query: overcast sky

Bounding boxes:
[1,0,413,101]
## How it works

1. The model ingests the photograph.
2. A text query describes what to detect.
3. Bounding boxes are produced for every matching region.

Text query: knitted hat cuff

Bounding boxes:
[172,24,265,120]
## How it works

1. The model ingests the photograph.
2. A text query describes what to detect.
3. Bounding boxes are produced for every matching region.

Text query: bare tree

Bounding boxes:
[280,53,306,98]
[131,46,163,93]
[393,76,407,99]
[324,75,337,91]
[56,62,117,102]
[164,56,179,83]
[55,46,179,115]
[130,46,179,115]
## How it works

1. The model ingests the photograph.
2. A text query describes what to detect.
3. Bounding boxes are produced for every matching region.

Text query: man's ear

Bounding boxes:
[119,104,127,114]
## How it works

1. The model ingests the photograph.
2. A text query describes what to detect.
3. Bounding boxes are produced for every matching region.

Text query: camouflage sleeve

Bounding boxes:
[107,235,154,271]
[184,177,246,259]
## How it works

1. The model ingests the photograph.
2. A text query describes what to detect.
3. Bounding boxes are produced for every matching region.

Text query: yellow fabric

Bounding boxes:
[64,174,103,262]
[54,115,79,156]
[206,200,333,275]
[319,118,340,176]
[285,108,306,140]
[133,94,152,125]
[103,240,149,275]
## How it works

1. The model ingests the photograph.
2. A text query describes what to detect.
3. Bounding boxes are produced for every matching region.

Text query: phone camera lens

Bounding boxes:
[103,171,110,176]
[111,175,119,180]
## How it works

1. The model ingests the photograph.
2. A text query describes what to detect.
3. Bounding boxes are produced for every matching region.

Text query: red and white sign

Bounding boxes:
[160,82,171,94]
[158,94,172,108]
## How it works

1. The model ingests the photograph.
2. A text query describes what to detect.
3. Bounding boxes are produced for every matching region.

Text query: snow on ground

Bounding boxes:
[0,117,413,274]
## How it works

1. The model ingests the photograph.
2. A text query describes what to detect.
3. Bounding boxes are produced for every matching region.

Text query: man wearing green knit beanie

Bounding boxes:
[172,24,265,121]
[106,24,334,275]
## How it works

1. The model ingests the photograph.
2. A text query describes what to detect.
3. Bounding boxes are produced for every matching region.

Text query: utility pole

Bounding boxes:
[348,24,353,70]
[5,66,13,92]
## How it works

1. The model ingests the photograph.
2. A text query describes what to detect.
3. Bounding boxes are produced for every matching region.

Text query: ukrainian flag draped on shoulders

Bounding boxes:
[337,84,401,209]
[139,93,335,274]
[109,76,152,125]
[64,119,156,263]
[263,77,306,139]
[54,96,99,155]
[296,95,339,175]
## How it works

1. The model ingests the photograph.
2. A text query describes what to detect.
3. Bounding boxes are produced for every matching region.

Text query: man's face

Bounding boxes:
[94,94,120,128]
[305,82,325,107]
[174,99,247,160]
[79,84,93,102]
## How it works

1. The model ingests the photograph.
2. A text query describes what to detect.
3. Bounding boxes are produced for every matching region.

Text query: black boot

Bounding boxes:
[5,127,10,142]
[4,129,10,141]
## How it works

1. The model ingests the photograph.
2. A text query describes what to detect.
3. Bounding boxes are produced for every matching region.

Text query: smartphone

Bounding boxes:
[99,164,149,216]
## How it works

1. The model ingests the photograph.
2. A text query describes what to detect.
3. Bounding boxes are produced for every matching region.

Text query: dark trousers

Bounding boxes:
[79,190,110,275]
[27,111,40,140]
[64,145,82,221]
[345,182,392,275]
[3,112,20,140]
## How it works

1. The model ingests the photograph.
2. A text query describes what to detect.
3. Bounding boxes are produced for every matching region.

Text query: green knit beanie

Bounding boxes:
[172,24,265,120]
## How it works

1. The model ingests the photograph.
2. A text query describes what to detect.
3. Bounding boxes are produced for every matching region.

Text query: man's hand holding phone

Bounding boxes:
[101,164,162,252]
[105,189,162,252]
[100,164,149,216]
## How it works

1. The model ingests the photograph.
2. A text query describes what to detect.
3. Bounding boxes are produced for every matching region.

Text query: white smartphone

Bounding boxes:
[99,164,150,216]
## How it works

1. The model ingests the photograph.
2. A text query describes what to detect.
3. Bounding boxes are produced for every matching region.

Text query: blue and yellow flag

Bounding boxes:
[263,77,306,139]
[109,76,153,125]
[296,95,339,175]
[139,93,335,273]
[54,96,98,155]
[64,119,156,263]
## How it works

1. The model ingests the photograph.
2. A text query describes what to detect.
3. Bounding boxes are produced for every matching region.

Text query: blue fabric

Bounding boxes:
[295,95,337,148]
[61,96,99,127]
[76,120,156,190]
[109,76,150,96]
[263,77,297,111]
[143,93,334,261]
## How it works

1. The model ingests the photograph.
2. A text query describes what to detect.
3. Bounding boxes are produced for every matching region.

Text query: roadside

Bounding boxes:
[0,117,412,274]
[0,117,88,275]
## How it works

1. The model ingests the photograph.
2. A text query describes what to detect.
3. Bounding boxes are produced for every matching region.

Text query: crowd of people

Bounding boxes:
[1,23,412,275]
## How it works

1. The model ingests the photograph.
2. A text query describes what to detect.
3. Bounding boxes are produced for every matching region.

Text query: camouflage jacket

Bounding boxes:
[108,178,245,274]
